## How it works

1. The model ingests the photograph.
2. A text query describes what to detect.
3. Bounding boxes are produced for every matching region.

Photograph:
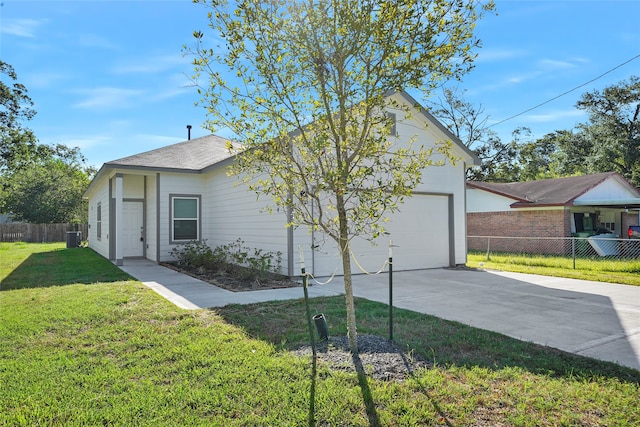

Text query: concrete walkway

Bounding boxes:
[119,259,640,370]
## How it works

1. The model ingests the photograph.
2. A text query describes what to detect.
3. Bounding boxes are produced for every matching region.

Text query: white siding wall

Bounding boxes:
[467,188,516,213]
[204,166,290,274]
[294,94,474,275]
[85,174,110,259]
[395,97,470,266]
[158,173,207,262]
[576,177,639,201]
[123,175,144,199]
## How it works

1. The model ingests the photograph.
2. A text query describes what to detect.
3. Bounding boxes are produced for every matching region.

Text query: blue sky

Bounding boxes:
[1,0,639,168]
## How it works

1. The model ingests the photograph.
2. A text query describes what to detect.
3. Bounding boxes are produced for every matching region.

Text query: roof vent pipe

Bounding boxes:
[187,124,192,140]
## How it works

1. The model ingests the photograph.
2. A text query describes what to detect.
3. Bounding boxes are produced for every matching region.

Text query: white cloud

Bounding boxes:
[524,109,585,123]
[151,86,191,102]
[505,70,543,85]
[111,54,189,75]
[474,48,525,63]
[24,71,66,89]
[77,34,119,50]
[0,18,45,38]
[61,135,110,151]
[150,73,197,102]
[537,59,578,70]
[72,87,146,110]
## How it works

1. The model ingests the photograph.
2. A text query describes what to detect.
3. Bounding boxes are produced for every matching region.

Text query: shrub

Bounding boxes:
[220,239,282,277]
[169,240,217,269]
[169,238,283,280]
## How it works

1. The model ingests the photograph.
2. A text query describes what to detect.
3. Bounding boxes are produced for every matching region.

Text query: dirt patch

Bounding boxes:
[161,262,301,292]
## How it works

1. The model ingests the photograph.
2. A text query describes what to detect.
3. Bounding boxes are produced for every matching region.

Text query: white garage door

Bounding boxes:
[311,195,450,276]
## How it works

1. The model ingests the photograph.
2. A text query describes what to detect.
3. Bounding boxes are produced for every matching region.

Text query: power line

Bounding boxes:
[488,53,640,128]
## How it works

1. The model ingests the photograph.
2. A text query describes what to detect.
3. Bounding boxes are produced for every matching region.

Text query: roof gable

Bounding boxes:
[467,172,640,207]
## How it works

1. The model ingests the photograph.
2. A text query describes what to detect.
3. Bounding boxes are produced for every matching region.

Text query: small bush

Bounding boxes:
[169,240,218,269]
[169,238,282,280]
[219,238,282,277]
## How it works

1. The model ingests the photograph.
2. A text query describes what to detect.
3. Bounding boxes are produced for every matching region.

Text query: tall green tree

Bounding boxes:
[189,0,493,352]
[4,156,93,224]
[575,75,640,186]
[1,61,94,222]
[427,87,518,181]
[533,129,589,178]
[536,76,640,186]
[514,133,557,181]
[0,60,41,174]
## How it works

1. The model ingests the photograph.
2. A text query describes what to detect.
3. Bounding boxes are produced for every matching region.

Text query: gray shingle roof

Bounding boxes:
[106,134,240,172]
[467,172,639,207]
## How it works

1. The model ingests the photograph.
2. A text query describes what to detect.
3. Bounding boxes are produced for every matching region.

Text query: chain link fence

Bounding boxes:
[468,235,640,270]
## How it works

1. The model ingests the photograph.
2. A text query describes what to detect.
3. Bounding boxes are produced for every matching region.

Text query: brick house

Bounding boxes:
[466,172,640,253]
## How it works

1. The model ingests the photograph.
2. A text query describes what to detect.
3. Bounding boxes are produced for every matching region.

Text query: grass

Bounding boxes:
[467,251,640,286]
[0,241,131,290]
[1,242,639,426]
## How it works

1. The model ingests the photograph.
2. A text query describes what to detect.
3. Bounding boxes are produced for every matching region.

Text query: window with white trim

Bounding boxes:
[171,195,200,241]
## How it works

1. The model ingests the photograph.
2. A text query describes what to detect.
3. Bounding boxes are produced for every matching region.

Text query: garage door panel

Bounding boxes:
[311,195,450,276]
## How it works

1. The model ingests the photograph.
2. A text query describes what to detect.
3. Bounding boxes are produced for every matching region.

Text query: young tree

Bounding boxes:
[189,0,493,352]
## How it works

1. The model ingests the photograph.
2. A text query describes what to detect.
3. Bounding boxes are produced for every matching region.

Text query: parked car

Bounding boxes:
[629,225,640,239]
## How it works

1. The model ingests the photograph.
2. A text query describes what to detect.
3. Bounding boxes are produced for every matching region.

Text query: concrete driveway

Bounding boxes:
[120,260,640,370]
[340,268,640,370]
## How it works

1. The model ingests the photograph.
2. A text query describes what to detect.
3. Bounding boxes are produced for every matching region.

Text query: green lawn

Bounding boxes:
[467,251,640,286]
[1,242,639,426]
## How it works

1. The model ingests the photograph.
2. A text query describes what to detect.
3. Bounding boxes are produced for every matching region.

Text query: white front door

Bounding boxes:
[123,201,144,257]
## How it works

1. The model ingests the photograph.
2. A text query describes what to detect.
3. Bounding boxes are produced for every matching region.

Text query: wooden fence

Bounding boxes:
[0,223,88,243]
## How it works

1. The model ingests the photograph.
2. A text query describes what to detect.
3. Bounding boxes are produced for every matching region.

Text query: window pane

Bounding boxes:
[174,198,197,218]
[174,220,197,240]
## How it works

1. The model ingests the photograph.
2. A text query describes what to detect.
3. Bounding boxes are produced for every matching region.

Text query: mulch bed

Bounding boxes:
[161,262,301,292]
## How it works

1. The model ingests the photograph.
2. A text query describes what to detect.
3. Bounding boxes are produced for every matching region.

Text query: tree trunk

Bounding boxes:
[341,238,358,353]
[337,196,358,353]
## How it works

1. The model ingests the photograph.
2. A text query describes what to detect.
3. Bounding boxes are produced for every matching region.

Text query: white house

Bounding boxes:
[83,91,480,276]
